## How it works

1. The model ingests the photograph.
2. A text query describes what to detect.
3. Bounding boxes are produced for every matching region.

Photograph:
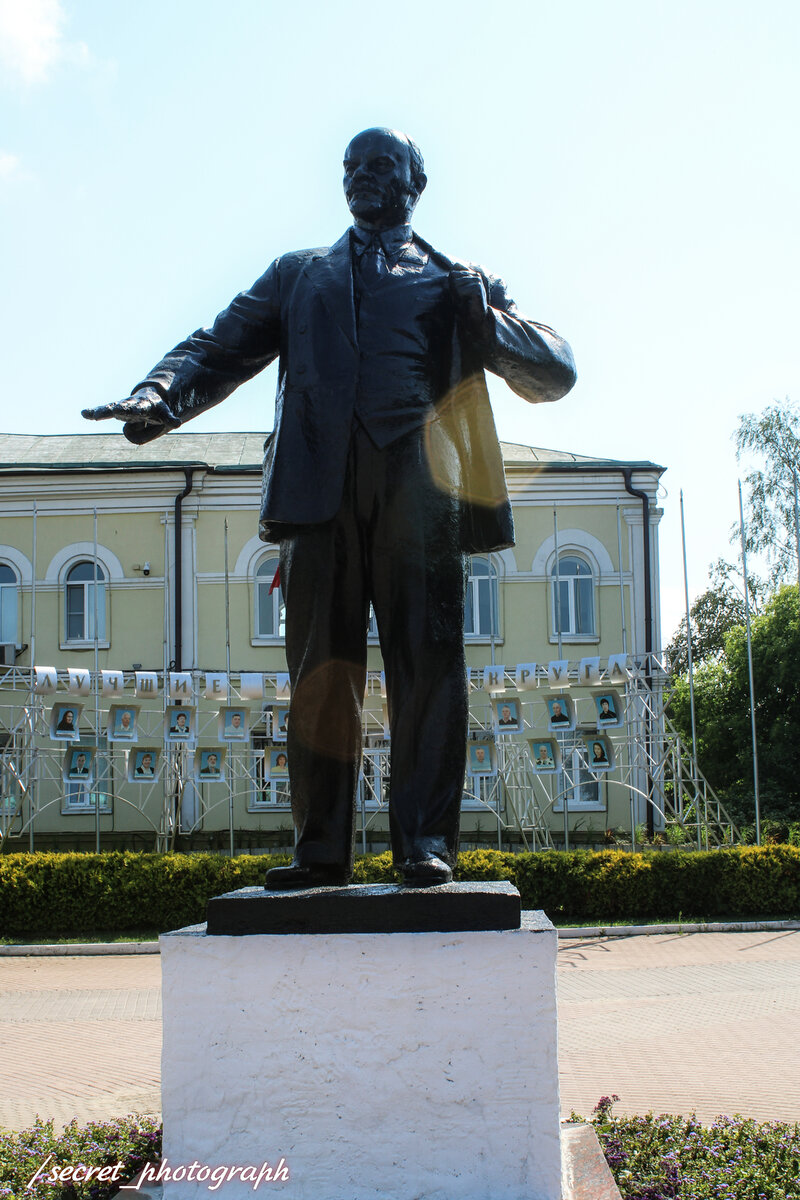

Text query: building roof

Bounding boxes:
[0,432,663,474]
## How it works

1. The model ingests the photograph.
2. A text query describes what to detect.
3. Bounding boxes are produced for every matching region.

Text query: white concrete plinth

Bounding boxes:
[160,912,561,1200]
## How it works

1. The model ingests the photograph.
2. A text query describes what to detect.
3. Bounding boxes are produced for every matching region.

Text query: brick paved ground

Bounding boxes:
[0,955,162,1132]
[558,930,800,1125]
[2,931,799,1132]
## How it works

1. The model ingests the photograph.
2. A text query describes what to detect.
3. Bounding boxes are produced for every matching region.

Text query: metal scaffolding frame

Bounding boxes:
[0,656,738,853]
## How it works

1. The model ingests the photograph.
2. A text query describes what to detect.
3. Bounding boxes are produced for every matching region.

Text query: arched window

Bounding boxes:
[464,556,499,638]
[0,564,18,646]
[255,557,285,639]
[65,561,106,642]
[551,555,594,637]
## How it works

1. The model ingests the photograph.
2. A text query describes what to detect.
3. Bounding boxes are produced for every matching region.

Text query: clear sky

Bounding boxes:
[1,0,798,642]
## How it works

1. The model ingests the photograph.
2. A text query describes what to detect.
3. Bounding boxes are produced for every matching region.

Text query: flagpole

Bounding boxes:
[30,502,38,852]
[163,514,174,852]
[224,519,234,858]
[552,506,568,850]
[553,507,563,661]
[93,507,100,854]
[616,504,628,655]
[738,481,761,845]
[680,490,701,850]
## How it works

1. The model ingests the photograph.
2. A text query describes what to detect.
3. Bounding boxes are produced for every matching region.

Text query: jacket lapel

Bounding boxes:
[303,232,357,350]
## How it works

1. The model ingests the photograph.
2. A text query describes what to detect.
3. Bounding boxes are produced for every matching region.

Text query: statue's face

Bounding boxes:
[343,129,417,229]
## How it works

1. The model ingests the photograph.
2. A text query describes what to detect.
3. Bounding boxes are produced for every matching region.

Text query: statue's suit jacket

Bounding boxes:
[135,230,576,552]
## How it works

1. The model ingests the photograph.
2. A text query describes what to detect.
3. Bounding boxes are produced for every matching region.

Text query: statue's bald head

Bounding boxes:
[343,127,427,230]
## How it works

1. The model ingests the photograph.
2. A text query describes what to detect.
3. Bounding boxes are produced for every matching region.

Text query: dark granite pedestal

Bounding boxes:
[206,880,521,935]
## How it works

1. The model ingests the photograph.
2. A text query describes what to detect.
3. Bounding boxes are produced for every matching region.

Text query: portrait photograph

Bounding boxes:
[270,749,289,779]
[51,703,82,742]
[583,734,614,772]
[220,706,249,742]
[529,738,560,774]
[128,747,160,783]
[195,747,226,782]
[493,698,521,734]
[108,704,139,743]
[467,740,496,777]
[165,705,195,742]
[63,746,94,782]
[545,694,575,732]
[594,690,622,728]
[272,706,290,742]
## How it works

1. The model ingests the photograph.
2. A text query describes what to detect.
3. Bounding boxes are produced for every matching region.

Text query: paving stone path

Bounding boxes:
[2,931,798,1131]
[557,930,800,1124]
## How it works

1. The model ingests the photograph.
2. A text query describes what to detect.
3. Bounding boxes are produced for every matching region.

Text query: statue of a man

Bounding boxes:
[84,127,576,888]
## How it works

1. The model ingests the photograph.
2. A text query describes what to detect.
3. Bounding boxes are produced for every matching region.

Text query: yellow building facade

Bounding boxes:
[0,432,667,854]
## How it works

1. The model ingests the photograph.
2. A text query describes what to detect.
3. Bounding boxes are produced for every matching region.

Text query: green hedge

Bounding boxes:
[1,846,798,939]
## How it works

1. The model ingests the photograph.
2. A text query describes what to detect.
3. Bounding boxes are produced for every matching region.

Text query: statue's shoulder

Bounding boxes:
[278,246,332,267]
[277,232,350,273]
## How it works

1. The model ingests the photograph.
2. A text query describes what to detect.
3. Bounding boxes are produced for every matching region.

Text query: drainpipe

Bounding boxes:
[174,468,195,671]
[623,469,655,837]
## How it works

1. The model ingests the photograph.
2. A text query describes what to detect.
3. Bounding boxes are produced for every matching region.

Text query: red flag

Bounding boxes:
[269,565,281,594]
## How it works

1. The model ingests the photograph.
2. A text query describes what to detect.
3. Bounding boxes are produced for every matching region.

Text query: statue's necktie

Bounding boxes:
[359,236,388,285]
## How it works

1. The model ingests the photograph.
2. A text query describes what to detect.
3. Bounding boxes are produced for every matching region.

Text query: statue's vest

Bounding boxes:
[354,257,452,449]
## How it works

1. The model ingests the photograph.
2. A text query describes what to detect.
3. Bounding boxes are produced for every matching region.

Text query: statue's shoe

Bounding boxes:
[264,861,351,890]
[400,853,453,888]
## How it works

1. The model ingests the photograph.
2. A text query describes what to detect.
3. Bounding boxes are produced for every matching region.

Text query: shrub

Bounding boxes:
[584,1096,800,1199]
[0,1115,161,1200]
[1,846,798,939]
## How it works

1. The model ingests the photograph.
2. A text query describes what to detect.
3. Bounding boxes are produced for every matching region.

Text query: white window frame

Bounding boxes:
[64,560,108,646]
[461,770,499,812]
[61,735,113,814]
[551,554,596,641]
[0,563,19,646]
[248,733,291,809]
[464,556,500,640]
[253,555,285,643]
[553,733,607,812]
[359,743,390,810]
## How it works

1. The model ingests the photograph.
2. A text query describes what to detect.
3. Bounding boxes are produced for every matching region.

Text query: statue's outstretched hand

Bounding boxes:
[82,388,181,445]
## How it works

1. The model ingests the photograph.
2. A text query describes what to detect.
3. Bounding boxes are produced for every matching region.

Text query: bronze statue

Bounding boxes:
[83,128,576,888]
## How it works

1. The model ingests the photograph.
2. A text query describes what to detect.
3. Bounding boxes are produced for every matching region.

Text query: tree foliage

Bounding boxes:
[669,585,800,825]
[666,562,746,676]
[668,399,800,829]
[735,396,800,584]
